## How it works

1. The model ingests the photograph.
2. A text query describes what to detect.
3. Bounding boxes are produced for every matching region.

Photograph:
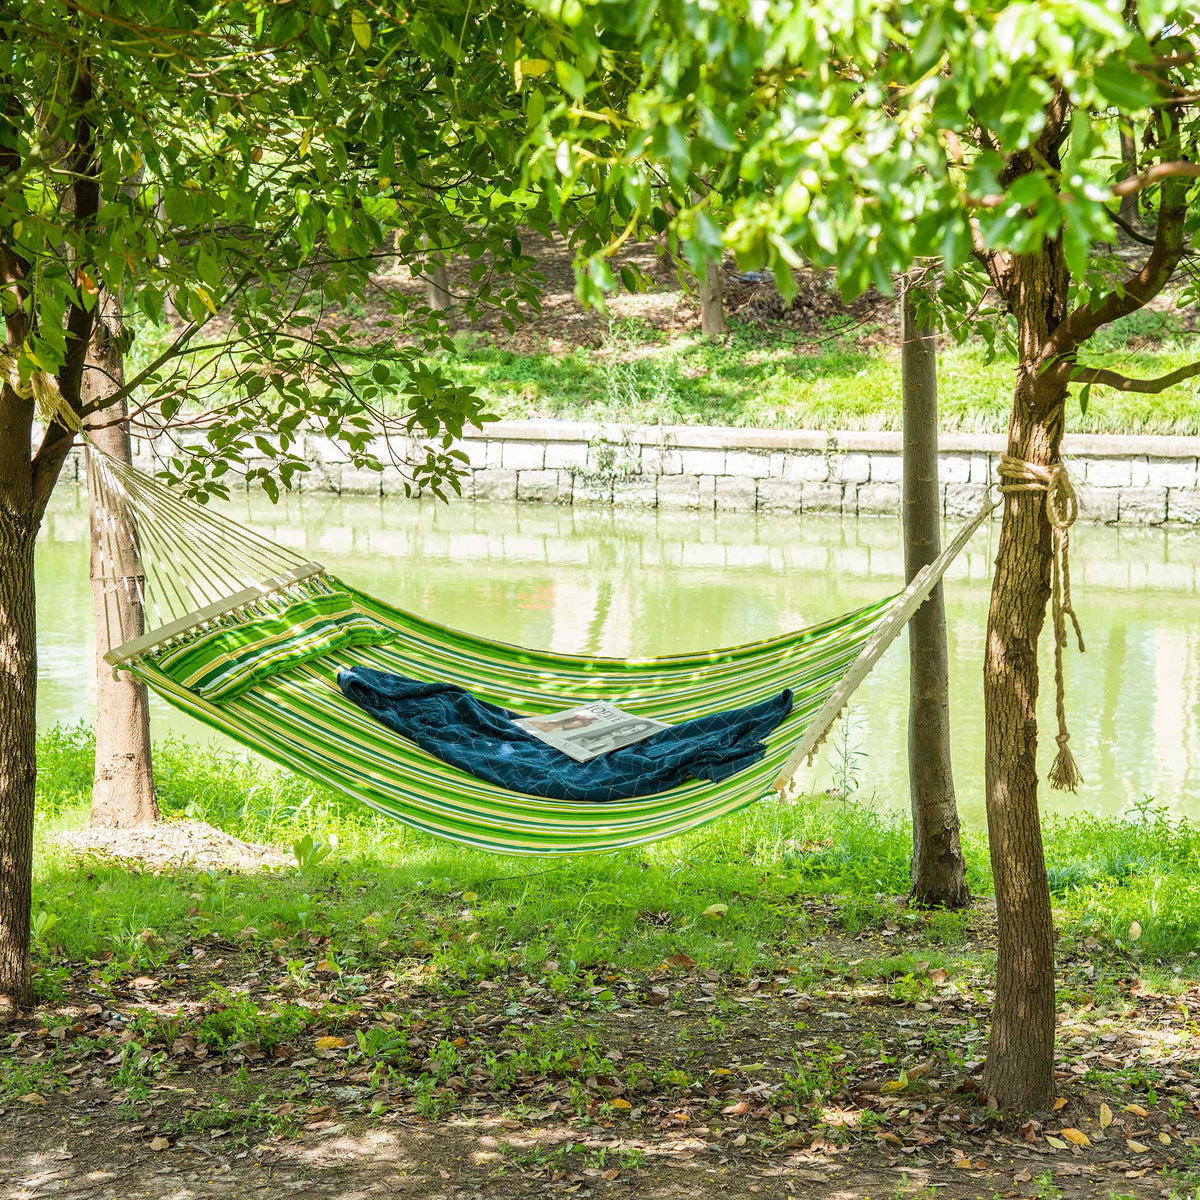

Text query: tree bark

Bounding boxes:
[422,235,452,312]
[0,505,37,1008]
[1119,122,1139,228]
[980,248,1068,1112]
[901,273,969,909]
[83,303,157,827]
[699,260,727,339]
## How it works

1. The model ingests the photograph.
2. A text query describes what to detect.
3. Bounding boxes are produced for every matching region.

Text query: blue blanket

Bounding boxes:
[338,666,793,802]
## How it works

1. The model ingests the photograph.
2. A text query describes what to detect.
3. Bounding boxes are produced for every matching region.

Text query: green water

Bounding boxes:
[35,487,1200,823]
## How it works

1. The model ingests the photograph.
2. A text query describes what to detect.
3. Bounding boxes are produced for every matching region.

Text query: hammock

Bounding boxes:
[85,443,995,855]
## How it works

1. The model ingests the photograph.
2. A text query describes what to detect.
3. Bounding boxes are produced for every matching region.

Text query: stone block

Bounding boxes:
[725,449,772,479]
[1149,456,1199,489]
[381,467,420,498]
[1074,483,1120,524]
[457,437,498,469]
[969,453,992,485]
[1168,488,1200,524]
[1084,457,1132,488]
[756,479,805,513]
[340,466,384,496]
[588,443,639,475]
[657,474,701,509]
[544,441,589,470]
[573,476,613,506]
[943,483,989,518]
[301,458,341,493]
[642,446,683,475]
[679,447,727,475]
[1119,487,1167,525]
[612,476,658,507]
[715,476,758,511]
[517,469,567,504]
[473,468,518,501]
[857,482,903,515]
[698,474,716,510]
[940,454,972,484]
[869,453,903,483]
[832,452,871,483]
[501,440,545,470]
[801,482,845,513]
[771,451,829,482]
[1131,457,1151,488]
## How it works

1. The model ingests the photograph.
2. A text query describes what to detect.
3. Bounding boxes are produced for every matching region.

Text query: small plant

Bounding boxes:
[31,909,58,946]
[292,833,333,870]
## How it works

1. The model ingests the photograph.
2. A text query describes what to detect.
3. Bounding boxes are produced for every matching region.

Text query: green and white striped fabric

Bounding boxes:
[128,574,896,856]
[149,591,394,703]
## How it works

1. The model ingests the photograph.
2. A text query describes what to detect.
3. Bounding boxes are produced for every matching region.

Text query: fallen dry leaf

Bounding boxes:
[18,1093,47,1106]
[1129,920,1142,942]
[722,1100,750,1116]
[1099,1102,1113,1128]
[1013,1168,1032,1184]
[314,1036,347,1050]
[702,903,729,919]
[1060,1128,1091,1147]
[1124,1103,1149,1118]
[1159,1132,1172,1145]
[1126,1139,1150,1154]
[149,1136,170,1152]
[602,1168,620,1181]
[1053,1097,1068,1111]
[1045,1136,1068,1150]
[609,1098,631,1110]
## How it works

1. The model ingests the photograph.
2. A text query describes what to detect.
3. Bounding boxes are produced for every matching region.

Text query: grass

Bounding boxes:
[127,304,1200,439]
[437,311,1200,435]
[30,724,1200,994]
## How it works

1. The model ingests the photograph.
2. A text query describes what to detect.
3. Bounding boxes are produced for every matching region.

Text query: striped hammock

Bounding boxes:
[86,444,994,856]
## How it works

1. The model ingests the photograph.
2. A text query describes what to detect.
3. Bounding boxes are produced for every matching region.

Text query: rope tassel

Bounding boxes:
[997,453,1086,793]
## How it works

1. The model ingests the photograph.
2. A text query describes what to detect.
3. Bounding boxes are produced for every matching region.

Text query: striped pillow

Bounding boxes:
[151,592,394,703]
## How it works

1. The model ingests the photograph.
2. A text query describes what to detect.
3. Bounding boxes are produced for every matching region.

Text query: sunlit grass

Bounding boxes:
[31,725,1200,995]
[437,311,1200,435]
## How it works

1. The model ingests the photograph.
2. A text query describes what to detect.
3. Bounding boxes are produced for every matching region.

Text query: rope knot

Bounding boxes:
[997,452,1085,792]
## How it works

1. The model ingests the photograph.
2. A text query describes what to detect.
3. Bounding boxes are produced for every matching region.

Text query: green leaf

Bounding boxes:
[555,60,586,101]
[350,10,371,50]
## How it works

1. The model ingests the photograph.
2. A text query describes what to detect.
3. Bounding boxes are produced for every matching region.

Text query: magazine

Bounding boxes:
[513,702,671,762]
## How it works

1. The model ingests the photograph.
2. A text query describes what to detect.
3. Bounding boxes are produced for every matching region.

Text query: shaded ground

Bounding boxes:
[5,850,1199,1199]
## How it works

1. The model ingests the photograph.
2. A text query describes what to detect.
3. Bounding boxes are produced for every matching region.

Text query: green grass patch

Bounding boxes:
[30,725,1200,990]
[439,312,1200,435]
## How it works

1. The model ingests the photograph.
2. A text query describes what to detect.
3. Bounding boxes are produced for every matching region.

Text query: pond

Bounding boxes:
[35,486,1200,825]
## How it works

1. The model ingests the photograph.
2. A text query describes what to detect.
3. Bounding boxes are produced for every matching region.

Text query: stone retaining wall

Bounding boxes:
[446,421,1200,525]
[54,420,1200,524]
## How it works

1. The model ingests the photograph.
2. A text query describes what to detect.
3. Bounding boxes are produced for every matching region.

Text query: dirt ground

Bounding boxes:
[4,839,1196,1200]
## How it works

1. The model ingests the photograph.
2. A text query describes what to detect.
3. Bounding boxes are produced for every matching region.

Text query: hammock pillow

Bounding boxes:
[150,592,394,703]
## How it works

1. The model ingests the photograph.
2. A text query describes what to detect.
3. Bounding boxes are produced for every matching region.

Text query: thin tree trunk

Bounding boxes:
[1119,122,1139,228]
[422,235,452,312]
[980,250,1067,1112]
[901,272,969,909]
[83,302,157,827]
[699,260,727,339]
[0,511,36,1009]
[0,374,37,1007]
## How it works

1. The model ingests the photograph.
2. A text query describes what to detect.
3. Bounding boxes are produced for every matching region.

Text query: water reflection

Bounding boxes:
[36,487,1200,823]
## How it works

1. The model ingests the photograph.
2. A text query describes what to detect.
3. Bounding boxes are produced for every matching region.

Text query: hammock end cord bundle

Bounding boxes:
[996,453,1086,794]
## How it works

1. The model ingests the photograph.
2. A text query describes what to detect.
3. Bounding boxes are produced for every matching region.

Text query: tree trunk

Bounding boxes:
[422,235,452,312]
[901,273,969,909]
[699,260,727,339]
[1119,122,1139,228]
[83,305,157,827]
[0,506,37,1008]
[980,250,1068,1113]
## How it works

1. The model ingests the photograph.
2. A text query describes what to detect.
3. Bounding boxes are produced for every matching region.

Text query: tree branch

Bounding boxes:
[1111,160,1200,196]
[1069,361,1200,393]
